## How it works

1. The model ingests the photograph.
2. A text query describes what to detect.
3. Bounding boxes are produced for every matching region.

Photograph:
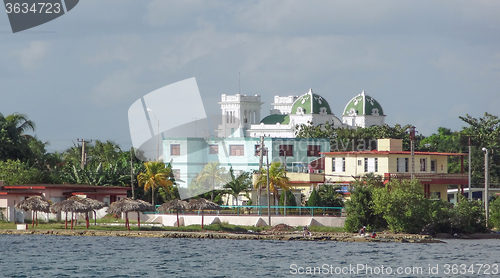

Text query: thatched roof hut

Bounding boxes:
[159,199,188,227]
[107,198,154,230]
[68,196,106,228]
[159,199,188,212]
[187,198,221,229]
[15,196,50,227]
[15,196,50,213]
[51,199,89,230]
[187,198,221,211]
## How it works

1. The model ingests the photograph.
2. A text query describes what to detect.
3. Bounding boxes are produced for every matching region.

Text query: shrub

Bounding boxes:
[372,179,430,234]
[307,188,321,207]
[344,185,385,232]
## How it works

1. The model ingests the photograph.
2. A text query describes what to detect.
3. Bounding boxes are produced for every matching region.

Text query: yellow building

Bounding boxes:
[321,139,468,201]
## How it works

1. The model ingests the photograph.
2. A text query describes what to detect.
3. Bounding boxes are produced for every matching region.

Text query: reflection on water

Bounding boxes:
[0,235,498,277]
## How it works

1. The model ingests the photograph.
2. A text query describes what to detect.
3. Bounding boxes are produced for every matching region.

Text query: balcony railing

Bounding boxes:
[385,173,468,184]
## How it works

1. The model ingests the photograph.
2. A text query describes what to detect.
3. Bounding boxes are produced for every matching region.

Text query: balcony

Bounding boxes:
[384,173,468,185]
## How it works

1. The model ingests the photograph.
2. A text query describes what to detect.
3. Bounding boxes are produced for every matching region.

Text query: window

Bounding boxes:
[230,145,244,156]
[364,158,378,172]
[254,145,267,156]
[170,144,180,156]
[397,158,408,172]
[279,145,293,157]
[429,191,441,200]
[420,158,426,172]
[172,169,180,180]
[358,160,362,166]
[209,145,218,154]
[332,157,345,173]
[307,145,321,157]
[431,160,437,172]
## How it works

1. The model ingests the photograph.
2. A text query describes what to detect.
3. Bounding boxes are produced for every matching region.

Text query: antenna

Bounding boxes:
[239,72,240,94]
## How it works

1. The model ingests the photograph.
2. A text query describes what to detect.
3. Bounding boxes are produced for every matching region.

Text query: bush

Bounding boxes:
[344,185,385,233]
[279,190,297,207]
[307,188,321,207]
[489,196,500,229]
[452,195,487,234]
[372,179,430,234]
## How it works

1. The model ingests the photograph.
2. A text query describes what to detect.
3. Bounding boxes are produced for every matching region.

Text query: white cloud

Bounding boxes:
[16,41,50,71]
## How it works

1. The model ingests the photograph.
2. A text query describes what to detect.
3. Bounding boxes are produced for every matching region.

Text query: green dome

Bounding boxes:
[290,89,332,115]
[342,91,384,116]
[260,114,290,125]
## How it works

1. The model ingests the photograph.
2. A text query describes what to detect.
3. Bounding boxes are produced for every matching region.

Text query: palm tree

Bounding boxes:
[137,161,173,208]
[223,168,251,205]
[317,184,344,207]
[197,162,227,202]
[256,161,291,206]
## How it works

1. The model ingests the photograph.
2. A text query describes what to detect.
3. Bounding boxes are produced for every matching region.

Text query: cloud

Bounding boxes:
[90,66,143,106]
[16,41,50,71]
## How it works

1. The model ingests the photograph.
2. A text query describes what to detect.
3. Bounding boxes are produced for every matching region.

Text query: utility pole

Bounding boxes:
[483,147,489,226]
[469,137,472,201]
[258,136,265,207]
[77,139,92,170]
[409,127,416,180]
[130,147,135,199]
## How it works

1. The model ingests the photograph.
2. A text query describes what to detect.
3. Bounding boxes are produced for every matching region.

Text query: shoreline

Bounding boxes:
[0,229,445,243]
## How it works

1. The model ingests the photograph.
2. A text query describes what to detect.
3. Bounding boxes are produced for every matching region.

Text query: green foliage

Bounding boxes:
[490,196,500,229]
[256,161,291,205]
[372,179,430,233]
[0,159,45,185]
[344,185,386,232]
[224,168,252,205]
[279,190,297,206]
[307,188,321,207]
[317,184,344,207]
[295,123,426,151]
[452,195,487,234]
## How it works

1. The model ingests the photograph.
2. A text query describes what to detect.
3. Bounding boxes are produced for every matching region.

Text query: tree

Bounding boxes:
[0,159,45,185]
[256,161,291,205]
[197,162,228,202]
[372,179,430,233]
[295,123,426,151]
[223,168,251,205]
[137,161,174,208]
[344,175,386,232]
[306,188,321,207]
[317,184,344,207]
[459,112,500,185]
[279,190,297,206]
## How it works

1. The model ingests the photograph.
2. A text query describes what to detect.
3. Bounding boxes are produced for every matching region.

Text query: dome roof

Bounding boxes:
[260,114,290,125]
[290,89,332,115]
[342,91,384,116]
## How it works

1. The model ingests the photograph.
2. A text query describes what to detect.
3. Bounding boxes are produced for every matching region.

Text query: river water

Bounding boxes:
[0,235,498,277]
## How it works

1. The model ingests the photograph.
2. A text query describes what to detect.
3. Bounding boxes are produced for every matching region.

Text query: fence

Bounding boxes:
[151,205,344,217]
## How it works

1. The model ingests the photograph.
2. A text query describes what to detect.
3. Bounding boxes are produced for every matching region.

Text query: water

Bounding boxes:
[0,235,499,277]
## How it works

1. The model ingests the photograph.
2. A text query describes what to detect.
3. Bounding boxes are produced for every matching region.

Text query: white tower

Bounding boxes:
[216,94,263,137]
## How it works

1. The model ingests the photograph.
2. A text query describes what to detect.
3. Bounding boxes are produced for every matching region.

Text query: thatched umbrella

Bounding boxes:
[132,199,154,228]
[15,196,50,227]
[107,198,154,230]
[50,199,89,229]
[159,199,188,227]
[68,196,106,229]
[187,198,221,229]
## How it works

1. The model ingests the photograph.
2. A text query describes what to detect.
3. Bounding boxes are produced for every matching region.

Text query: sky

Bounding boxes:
[1,0,499,153]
